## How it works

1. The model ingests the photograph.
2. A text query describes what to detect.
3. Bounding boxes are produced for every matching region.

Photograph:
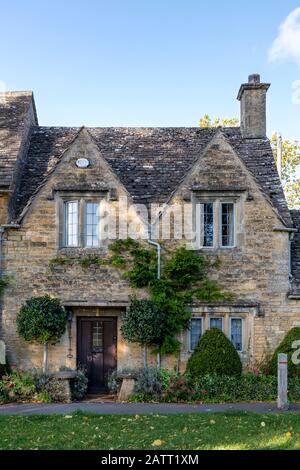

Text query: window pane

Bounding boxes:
[85,202,100,247]
[209,317,223,330]
[92,321,103,348]
[231,318,243,351]
[65,201,79,246]
[190,318,202,351]
[221,203,234,247]
[200,203,214,247]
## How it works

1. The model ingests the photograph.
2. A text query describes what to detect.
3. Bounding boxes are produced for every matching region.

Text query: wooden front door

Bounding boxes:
[77,317,117,394]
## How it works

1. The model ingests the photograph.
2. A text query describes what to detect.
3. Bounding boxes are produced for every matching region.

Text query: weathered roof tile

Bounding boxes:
[10,126,292,228]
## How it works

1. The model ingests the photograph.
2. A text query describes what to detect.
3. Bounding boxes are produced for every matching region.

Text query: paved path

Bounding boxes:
[0,401,300,415]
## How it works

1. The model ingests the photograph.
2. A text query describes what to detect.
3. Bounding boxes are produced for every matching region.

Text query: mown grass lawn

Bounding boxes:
[0,412,299,450]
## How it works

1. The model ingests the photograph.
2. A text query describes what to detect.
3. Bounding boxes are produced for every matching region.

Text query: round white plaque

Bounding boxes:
[76,158,90,168]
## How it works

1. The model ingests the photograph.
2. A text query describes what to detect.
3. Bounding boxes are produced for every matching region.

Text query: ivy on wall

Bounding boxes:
[109,239,234,355]
[48,238,234,355]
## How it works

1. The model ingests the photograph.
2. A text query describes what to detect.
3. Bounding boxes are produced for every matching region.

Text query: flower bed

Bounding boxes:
[0,368,88,404]
[117,367,300,403]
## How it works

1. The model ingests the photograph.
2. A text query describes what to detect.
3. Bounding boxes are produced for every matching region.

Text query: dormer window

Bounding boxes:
[195,196,237,249]
[61,196,102,248]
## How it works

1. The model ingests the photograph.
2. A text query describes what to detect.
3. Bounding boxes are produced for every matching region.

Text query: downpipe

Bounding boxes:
[147,226,161,368]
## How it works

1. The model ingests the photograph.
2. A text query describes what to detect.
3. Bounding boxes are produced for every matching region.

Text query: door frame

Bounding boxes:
[76,316,117,393]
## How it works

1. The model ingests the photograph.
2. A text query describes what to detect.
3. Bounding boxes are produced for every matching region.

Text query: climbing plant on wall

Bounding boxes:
[109,239,234,356]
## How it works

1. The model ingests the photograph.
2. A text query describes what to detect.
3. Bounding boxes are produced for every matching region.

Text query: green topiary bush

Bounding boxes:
[186,328,242,377]
[265,327,300,377]
[121,298,167,366]
[17,295,67,372]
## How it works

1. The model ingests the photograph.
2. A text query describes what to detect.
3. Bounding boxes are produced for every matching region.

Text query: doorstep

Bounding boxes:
[82,394,117,403]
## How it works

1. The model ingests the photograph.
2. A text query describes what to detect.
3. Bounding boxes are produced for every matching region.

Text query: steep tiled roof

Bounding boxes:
[0,91,37,188]
[290,210,300,295]
[223,128,292,227]
[10,126,292,227]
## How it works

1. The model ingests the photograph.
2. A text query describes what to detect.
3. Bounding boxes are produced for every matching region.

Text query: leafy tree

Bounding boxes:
[199,115,300,208]
[199,114,239,128]
[121,298,167,367]
[186,328,242,377]
[270,134,300,209]
[17,295,67,372]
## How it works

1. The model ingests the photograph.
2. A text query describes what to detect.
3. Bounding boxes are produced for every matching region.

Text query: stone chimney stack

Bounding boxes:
[237,74,270,139]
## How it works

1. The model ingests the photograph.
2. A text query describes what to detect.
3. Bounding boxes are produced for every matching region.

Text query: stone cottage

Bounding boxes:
[0,74,299,393]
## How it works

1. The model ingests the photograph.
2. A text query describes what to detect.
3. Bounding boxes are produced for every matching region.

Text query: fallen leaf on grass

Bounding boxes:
[152,439,164,447]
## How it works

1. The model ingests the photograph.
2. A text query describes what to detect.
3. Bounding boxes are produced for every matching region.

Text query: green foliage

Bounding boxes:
[0,368,88,404]
[0,371,36,402]
[124,247,157,288]
[199,114,239,128]
[163,247,208,289]
[17,295,67,345]
[107,369,137,394]
[110,367,174,400]
[111,254,126,268]
[160,372,300,403]
[121,298,167,347]
[59,366,88,400]
[33,371,67,402]
[195,279,234,302]
[109,239,233,355]
[135,367,174,396]
[270,133,300,209]
[129,372,300,403]
[49,257,72,271]
[110,238,140,254]
[265,327,300,377]
[187,328,242,377]
[79,255,103,268]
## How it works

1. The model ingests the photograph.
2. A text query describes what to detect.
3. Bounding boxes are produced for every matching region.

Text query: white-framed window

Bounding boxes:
[209,317,223,331]
[200,203,214,247]
[85,201,100,247]
[220,202,235,248]
[230,317,243,352]
[197,199,236,249]
[189,318,202,351]
[65,200,79,247]
[63,199,101,248]
[187,314,246,355]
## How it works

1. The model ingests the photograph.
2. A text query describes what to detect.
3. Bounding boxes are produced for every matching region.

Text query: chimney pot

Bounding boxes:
[248,74,260,84]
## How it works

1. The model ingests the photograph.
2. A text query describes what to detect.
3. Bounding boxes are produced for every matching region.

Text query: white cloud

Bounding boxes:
[269,7,300,65]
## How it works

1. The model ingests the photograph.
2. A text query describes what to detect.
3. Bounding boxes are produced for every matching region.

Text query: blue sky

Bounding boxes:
[1,0,300,140]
